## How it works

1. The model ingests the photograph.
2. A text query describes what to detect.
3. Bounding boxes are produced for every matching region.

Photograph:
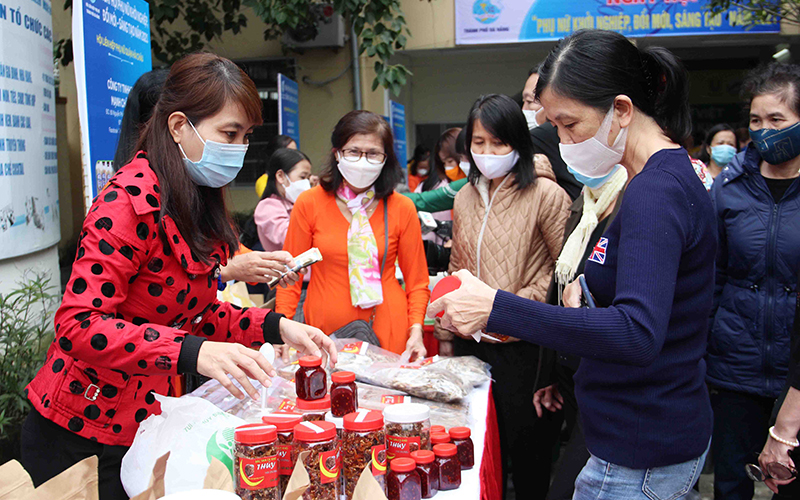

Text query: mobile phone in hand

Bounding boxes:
[579,275,596,308]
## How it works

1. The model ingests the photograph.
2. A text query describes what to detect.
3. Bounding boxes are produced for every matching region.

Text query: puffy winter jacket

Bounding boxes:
[708,144,800,398]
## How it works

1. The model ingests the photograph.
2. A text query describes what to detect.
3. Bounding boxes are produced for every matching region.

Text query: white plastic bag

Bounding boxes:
[121,394,246,498]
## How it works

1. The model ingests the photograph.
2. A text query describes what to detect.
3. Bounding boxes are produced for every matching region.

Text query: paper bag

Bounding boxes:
[203,458,234,492]
[130,452,170,500]
[0,460,35,500]
[0,456,99,500]
[352,465,388,500]
[281,451,310,500]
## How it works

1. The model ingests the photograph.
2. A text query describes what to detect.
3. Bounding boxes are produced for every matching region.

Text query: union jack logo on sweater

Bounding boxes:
[588,237,608,265]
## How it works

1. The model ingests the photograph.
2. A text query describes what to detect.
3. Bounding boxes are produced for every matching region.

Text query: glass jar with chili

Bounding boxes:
[234,423,280,500]
[433,443,461,491]
[383,404,431,467]
[410,450,438,499]
[330,371,358,417]
[296,395,331,422]
[342,409,386,500]
[449,427,474,470]
[293,421,341,500]
[430,432,450,445]
[261,413,303,495]
[386,457,422,500]
[296,355,327,400]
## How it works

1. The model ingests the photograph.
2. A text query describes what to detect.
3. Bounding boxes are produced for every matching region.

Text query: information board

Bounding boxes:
[278,73,300,148]
[390,101,407,173]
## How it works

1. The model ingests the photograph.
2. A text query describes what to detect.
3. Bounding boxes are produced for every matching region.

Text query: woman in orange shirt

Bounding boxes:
[277,111,430,357]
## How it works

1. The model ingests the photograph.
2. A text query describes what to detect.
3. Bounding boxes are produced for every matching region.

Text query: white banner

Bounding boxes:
[0,0,60,259]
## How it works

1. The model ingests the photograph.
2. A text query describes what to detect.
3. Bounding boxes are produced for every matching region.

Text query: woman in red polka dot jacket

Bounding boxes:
[20,53,338,499]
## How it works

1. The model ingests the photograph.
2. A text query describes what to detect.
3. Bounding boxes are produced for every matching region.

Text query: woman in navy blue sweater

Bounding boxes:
[429,30,716,500]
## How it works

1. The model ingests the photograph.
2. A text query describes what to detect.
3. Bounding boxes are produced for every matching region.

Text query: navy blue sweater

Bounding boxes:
[486,148,716,469]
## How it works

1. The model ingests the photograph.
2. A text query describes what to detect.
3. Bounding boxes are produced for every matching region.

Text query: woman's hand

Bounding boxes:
[278,318,338,368]
[219,251,302,286]
[563,277,584,308]
[427,270,497,337]
[403,324,427,362]
[533,384,564,418]
[759,430,797,494]
[196,342,277,400]
[274,344,293,363]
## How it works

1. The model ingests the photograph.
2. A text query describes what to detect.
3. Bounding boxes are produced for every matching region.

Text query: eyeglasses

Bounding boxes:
[745,462,798,482]
[340,149,387,165]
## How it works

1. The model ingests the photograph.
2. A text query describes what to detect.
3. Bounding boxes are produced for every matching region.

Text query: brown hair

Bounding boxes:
[320,110,403,200]
[135,52,262,264]
[425,127,461,192]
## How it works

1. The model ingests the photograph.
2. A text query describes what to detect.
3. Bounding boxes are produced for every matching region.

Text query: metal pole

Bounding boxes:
[350,23,362,110]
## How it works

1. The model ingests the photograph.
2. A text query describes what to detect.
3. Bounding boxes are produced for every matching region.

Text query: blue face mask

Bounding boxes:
[710,144,737,167]
[179,119,248,188]
[568,164,621,189]
[749,122,800,166]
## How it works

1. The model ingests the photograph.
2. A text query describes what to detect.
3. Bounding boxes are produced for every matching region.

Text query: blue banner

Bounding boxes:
[278,74,300,148]
[390,102,407,174]
[73,0,151,207]
[456,0,781,45]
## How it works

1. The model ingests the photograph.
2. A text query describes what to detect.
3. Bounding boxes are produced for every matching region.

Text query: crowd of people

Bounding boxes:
[15,28,800,500]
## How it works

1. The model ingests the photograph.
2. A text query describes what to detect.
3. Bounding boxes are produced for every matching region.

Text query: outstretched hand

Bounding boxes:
[427,270,497,337]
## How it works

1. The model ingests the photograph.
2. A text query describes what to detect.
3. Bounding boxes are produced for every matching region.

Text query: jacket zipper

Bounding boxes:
[475,174,511,280]
[764,201,778,396]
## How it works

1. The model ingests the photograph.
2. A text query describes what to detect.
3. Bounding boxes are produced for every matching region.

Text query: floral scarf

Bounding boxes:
[337,185,383,308]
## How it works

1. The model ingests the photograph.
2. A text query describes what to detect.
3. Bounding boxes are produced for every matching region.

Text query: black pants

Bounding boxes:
[454,338,560,500]
[20,408,129,500]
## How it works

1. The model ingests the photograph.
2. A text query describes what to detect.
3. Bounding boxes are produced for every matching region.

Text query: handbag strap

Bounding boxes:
[369,200,389,328]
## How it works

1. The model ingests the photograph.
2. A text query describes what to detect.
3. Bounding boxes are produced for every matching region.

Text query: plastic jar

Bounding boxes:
[383,404,431,465]
[386,457,422,500]
[296,355,327,400]
[430,425,446,435]
[410,450,438,499]
[325,412,344,440]
[330,371,358,417]
[293,421,340,500]
[296,395,331,422]
[262,413,303,495]
[234,423,280,500]
[342,409,386,500]
[449,427,474,470]
[433,443,461,491]
[430,432,450,445]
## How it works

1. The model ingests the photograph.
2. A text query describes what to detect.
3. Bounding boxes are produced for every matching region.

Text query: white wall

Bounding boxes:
[0,245,61,296]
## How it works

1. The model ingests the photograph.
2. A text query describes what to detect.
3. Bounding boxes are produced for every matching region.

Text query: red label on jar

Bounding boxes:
[381,395,407,405]
[238,455,278,490]
[278,399,296,412]
[371,445,387,476]
[319,449,341,484]
[386,435,421,460]
[277,445,293,475]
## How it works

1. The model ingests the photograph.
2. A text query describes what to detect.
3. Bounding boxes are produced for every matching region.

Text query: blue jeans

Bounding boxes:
[572,443,709,500]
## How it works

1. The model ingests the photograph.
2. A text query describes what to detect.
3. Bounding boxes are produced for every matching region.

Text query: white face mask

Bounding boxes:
[559,107,627,181]
[283,177,311,204]
[336,152,384,189]
[417,168,429,177]
[458,161,471,176]
[471,149,519,180]
[522,108,544,130]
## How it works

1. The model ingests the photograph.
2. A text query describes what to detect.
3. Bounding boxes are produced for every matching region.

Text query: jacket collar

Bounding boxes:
[719,143,761,186]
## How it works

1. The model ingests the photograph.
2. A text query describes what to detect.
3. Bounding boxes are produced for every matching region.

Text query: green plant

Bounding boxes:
[0,273,59,441]
[706,0,799,27]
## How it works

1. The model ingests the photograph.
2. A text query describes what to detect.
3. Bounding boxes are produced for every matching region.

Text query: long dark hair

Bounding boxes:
[261,148,310,201]
[536,29,691,144]
[136,52,263,264]
[465,94,537,191]
[113,69,169,171]
[424,128,461,192]
[697,124,738,164]
[319,110,403,200]
[408,144,430,177]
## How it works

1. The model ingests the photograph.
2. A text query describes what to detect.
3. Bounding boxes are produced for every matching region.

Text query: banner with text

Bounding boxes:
[456,0,781,45]
[0,0,61,259]
[73,0,151,211]
[278,74,300,148]
[389,101,407,174]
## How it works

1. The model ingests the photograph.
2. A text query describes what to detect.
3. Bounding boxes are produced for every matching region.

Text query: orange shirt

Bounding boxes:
[276,186,431,354]
[408,174,426,192]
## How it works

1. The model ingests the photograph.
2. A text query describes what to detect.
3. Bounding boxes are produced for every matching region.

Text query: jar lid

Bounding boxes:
[383,403,430,424]
[433,443,457,458]
[390,457,417,473]
[262,413,303,432]
[235,423,277,445]
[410,450,435,465]
[343,409,383,432]
[449,426,471,439]
[298,355,322,368]
[430,425,446,434]
[431,432,451,444]
[296,395,331,411]
[293,420,336,442]
[331,371,356,384]
[325,412,344,428]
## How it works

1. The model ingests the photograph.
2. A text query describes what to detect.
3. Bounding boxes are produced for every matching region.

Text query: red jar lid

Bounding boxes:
[343,409,383,431]
[235,423,277,445]
[433,443,457,458]
[293,420,336,442]
[431,432,451,444]
[298,355,322,368]
[449,426,471,439]
[411,450,435,465]
[331,371,356,384]
[430,425,446,434]
[262,413,303,432]
[391,457,417,473]
[296,395,331,411]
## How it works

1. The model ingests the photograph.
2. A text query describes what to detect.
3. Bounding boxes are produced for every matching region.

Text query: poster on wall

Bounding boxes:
[455,0,781,45]
[390,101,407,173]
[73,0,151,211]
[0,0,61,259]
[278,73,300,148]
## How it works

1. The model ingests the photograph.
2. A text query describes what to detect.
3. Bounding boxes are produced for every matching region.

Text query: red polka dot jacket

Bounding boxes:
[26,154,284,446]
